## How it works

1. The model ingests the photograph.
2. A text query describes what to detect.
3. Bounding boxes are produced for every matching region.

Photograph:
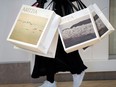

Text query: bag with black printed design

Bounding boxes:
[88,4,115,39]
[58,0,100,53]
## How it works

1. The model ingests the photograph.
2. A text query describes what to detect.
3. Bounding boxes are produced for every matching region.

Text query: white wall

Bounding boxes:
[0,0,35,63]
[109,0,116,55]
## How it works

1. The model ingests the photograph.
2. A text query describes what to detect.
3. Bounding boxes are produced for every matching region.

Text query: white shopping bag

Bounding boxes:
[58,7,99,53]
[7,5,60,54]
[88,4,115,39]
[14,31,58,58]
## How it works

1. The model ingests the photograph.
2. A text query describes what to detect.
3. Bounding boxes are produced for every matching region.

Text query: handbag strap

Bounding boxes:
[44,0,53,9]
[32,2,40,7]
[32,0,53,10]
[32,0,86,16]
[76,0,86,9]
[32,0,47,8]
[67,0,79,11]
[67,0,86,12]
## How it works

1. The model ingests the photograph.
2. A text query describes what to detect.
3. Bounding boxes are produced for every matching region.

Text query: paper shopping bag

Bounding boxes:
[7,5,60,54]
[58,7,99,53]
[88,4,115,39]
[14,31,58,58]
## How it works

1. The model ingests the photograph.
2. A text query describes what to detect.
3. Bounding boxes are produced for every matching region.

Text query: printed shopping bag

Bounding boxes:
[7,5,60,54]
[14,31,58,58]
[58,7,99,53]
[88,4,115,39]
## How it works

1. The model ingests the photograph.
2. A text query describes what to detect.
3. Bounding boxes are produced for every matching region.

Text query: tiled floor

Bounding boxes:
[0,80,116,87]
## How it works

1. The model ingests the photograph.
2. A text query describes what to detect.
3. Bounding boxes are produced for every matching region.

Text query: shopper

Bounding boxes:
[31,0,87,87]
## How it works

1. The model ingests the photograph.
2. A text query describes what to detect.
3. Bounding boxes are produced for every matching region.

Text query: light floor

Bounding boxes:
[0,80,116,87]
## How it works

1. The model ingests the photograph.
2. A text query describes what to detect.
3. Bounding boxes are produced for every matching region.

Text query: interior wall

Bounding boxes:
[109,0,116,55]
[0,0,35,63]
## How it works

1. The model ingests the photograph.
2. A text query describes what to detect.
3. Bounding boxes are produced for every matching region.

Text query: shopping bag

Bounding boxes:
[58,7,99,53]
[14,31,58,58]
[7,5,60,54]
[88,4,115,39]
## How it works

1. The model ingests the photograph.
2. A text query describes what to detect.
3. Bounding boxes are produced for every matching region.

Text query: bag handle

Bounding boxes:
[32,2,40,7]
[32,0,53,10]
[32,0,47,8]
[32,0,86,16]
[67,0,86,12]
[76,0,86,9]
[44,1,53,9]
